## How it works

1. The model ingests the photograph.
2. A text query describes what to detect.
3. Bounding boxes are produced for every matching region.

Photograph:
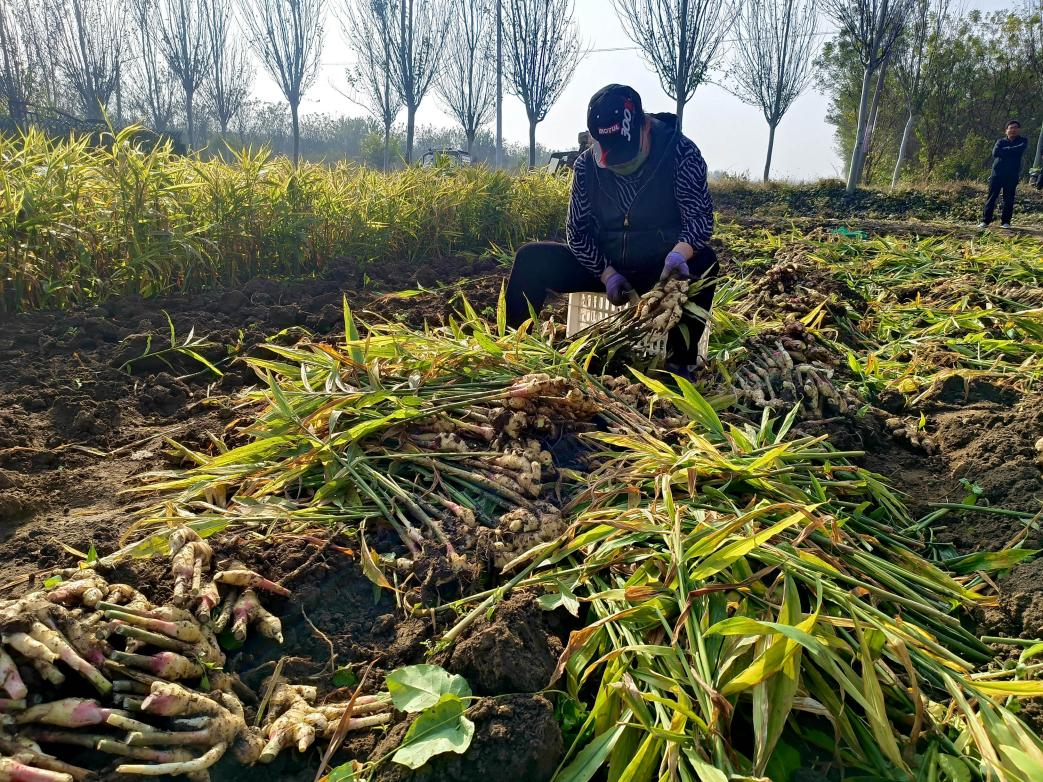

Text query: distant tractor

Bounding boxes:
[421,149,472,167]
[546,131,592,175]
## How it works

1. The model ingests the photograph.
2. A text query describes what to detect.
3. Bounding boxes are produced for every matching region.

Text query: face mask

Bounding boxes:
[595,120,651,175]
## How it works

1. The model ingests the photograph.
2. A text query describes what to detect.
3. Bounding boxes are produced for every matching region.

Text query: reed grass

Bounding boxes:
[0,127,568,313]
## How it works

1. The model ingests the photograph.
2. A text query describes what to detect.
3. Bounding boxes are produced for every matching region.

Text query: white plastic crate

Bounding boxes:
[565,291,667,359]
[565,290,623,337]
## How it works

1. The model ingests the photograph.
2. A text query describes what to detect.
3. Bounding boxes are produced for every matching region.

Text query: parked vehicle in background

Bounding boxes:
[546,130,591,174]
[421,148,472,167]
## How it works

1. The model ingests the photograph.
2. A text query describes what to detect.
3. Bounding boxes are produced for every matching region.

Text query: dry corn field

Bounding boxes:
[0,132,1042,782]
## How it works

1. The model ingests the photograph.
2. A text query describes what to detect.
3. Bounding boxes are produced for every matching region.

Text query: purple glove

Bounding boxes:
[661,250,690,281]
[604,272,634,306]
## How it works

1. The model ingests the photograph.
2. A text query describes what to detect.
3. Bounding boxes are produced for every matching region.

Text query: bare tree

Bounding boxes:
[340,0,402,170]
[504,0,582,167]
[1025,0,1043,179]
[890,0,946,188]
[613,0,732,125]
[238,0,325,164]
[825,0,913,191]
[495,0,502,166]
[50,0,126,121]
[0,0,35,125]
[437,0,495,154]
[731,0,818,181]
[203,0,253,137]
[385,0,450,163]
[128,0,180,133]
[15,0,62,112]
[157,0,212,149]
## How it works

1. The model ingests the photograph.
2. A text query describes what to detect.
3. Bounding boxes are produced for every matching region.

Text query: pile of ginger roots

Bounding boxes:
[0,529,392,781]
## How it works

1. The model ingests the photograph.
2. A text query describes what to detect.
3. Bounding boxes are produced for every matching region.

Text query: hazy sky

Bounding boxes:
[256,0,1018,180]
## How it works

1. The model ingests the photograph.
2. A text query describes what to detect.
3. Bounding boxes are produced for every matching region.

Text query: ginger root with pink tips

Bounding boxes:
[126,681,244,747]
[107,650,203,681]
[44,572,107,609]
[212,569,290,597]
[170,529,212,607]
[27,623,110,695]
[0,647,28,700]
[13,698,120,728]
[0,756,74,782]
[256,683,394,763]
[0,554,326,774]
[258,682,326,762]
[230,590,283,644]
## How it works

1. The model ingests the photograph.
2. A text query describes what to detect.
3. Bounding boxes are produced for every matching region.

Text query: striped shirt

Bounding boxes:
[566,134,714,275]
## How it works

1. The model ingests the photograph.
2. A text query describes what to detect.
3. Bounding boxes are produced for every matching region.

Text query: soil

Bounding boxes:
[441,590,566,696]
[0,233,1040,780]
[371,694,564,782]
[0,255,503,584]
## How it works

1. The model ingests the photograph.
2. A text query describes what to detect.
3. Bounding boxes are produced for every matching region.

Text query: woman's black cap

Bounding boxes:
[587,84,645,165]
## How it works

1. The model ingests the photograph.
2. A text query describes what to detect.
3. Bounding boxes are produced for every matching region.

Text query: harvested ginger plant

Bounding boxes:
[111,311,663,588]
[0,540,393,780]
[98,293,1043,781]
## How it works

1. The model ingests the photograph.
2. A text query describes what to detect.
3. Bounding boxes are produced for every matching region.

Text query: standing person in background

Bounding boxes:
[979,120,1029,229]
[504,84,718,376]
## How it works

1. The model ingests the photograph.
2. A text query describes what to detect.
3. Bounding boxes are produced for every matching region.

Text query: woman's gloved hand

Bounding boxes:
[660,250,690,281]
[604,271,635,306]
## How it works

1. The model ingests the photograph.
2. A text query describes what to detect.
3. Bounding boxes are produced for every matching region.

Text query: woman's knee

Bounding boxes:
[514,241,562,267]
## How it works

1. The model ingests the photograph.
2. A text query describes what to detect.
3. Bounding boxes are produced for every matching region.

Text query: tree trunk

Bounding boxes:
[115,75,123,127]
[862,57,889,162]
[1033,118,1043,173]
[185,89,194,151]
[406,104,415,164]
[495,0,502,168]
[891,111,915,190]
[846,66,874,193]
[763,122,777,183]
[291,100,300,165]
[466,132,474,156]
[676,0,689,129]
[383,122,391,172]
[528,117,536,168]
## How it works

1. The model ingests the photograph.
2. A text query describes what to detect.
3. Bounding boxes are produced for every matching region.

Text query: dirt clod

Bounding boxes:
[444,590,563,696]
[372,694,563,782]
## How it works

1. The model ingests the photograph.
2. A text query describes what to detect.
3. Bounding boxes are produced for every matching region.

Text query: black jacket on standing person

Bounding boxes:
[991,136,1028,179]
[983,135,1029,225]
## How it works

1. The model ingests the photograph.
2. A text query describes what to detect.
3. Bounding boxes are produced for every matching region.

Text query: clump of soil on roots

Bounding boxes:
[441,590,565,695]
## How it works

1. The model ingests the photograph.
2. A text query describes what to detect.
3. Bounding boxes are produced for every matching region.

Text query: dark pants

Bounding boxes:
[504,241,718,364]
[983,174,1018,225]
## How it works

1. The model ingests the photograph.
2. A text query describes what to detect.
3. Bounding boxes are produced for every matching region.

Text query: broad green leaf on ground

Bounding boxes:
[386,664,471,712]
[538,580,581,617]
[392,694,475,769]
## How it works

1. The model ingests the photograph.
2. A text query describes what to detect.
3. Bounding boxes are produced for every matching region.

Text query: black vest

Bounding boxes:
[585,113,682,272]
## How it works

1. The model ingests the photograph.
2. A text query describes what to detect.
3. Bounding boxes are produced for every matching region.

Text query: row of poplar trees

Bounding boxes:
[5,0,1037,184]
